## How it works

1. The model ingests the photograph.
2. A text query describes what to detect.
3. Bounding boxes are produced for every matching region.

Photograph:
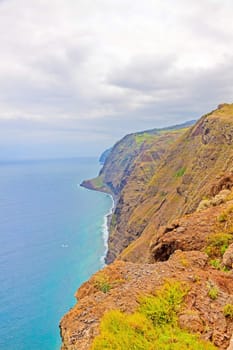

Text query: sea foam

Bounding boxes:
[100,194,114,267]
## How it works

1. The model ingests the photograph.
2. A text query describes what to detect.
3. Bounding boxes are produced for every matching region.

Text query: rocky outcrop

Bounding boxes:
[150,197,233,262]
[223,244,233,269]
[60,251,233,349]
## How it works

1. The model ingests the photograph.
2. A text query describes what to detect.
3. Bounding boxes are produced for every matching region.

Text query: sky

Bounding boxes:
[0,0,233,159]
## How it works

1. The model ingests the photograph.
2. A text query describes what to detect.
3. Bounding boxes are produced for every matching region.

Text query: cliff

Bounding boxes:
[60,103,233,350]
[120,103,233,263]
[81,121,194,262]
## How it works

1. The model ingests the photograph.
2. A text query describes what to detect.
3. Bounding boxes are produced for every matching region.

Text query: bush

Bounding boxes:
[205,233,232,258]
[94,272,111,293]
[208,286,219,300]
[223,304,233,319]
[138,281,187,325]
[218,213,227,222]
[174,167,186,178]
[209,259,229,272]
[91,281,217,350]
[210,259,222,270]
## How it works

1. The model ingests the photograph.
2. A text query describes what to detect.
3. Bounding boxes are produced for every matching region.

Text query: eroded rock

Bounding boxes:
[223,243,233,269]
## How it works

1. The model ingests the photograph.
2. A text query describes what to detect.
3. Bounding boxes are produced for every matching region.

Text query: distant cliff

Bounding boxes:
[60,104,233,350]
[99,148,112,165]
[81,121,195,262]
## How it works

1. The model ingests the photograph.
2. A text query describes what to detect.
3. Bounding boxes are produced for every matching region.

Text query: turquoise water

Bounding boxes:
[0,158,113,350]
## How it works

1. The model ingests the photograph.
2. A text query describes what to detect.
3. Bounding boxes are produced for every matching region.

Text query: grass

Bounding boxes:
[217,213,228,223]
[223,304,233,319]
[91,176,105,189]
[91,281,217,350]
[209,259,229,272]
[205,232,233,258]
[208,286,219,300]
[210,259,222,270]
[174,167,186,178]
[134,133,155,146]
[94,272,112,293]
[138,281,188,325]
[218,205,233,223]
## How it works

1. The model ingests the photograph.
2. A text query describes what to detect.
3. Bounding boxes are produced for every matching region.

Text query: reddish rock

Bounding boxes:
[223,243,233,269]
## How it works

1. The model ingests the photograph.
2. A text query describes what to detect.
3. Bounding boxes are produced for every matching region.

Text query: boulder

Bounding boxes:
[223,243,233,269]
[178,311,204,333]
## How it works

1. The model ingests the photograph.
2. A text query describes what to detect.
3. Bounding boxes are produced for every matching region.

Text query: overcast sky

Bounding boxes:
[0,0,233,159]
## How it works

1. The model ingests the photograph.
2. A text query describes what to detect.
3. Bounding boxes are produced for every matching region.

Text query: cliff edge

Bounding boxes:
[60,103,233,350]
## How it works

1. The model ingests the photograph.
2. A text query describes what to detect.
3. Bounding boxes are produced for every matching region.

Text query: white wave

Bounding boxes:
[100,194,114,267]
[61,243,69,248]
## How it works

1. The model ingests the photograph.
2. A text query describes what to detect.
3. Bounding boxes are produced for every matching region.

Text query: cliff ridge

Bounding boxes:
[60,104,233,350]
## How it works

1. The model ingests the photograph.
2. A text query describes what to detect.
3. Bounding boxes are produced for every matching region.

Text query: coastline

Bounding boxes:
[100,194,114,267]
[80,180,116,265]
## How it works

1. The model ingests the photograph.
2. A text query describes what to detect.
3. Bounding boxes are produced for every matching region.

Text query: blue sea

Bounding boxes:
[0,158,113,350]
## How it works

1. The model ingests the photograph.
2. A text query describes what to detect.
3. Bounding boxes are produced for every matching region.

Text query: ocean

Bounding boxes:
[0,158,113,350]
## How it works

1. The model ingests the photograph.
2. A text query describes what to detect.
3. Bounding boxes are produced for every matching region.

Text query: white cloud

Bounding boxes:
[0,0,233,157]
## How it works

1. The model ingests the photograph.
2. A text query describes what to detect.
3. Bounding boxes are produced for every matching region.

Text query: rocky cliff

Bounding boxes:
[81,121,194,262]
[60,104,233,350]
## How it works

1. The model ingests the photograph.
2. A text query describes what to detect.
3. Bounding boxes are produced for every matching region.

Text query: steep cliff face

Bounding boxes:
[82,122,193,262]
[120,103,233,263]
[60,104,233,350]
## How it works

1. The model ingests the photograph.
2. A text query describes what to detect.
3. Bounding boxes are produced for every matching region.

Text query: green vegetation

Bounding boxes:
[91,176,105,189]
[205,232,232,258]
[134,133,155,146]
[209,259,229,272]
[217,213,228,223]
[91,281,217,350]
[94,272,112,293]
[158,127,190,135]
[138,281,188,325]
[209,259,222,269]
[208,285,219,300]
[223,304,233,319]
[218,205,233,223]
[174,167,186,178]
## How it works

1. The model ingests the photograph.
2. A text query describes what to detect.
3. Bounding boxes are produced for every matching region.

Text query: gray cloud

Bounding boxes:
[0,0,233,158]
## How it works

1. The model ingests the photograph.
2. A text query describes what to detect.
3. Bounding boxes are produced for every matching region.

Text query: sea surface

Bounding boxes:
[0,158,113,350]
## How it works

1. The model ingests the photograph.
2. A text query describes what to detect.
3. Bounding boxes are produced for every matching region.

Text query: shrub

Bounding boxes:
[138,281,187,325]
[197,199,211,211]
[223,304,233,319]
[91,281,217,350]
[94,272,111,293]
[205,233,232,258]
[210,259,222,270]
[208,286,219,300]
[209,259,229,272]
[174,167,186,178]
[218,213,227,223]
